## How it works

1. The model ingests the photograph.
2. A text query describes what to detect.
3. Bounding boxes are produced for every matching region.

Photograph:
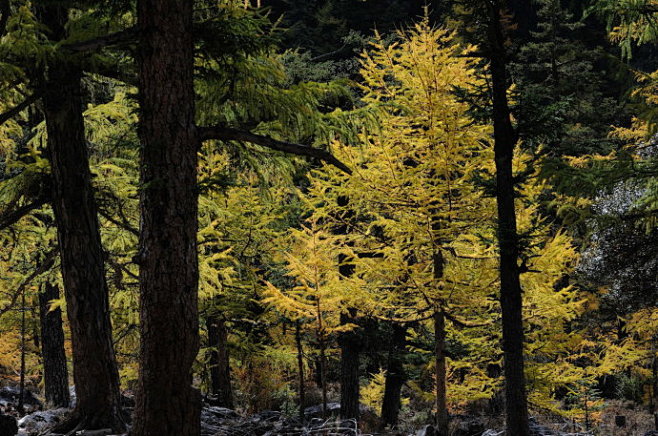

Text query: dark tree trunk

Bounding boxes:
[295,321,305,422]
[380,323,406,428]
[18,288,26,415]
[208,316,234,409]
[434,310,449,435]
[40,6,124,428]
[39,283,70,408]
[339,311,360,420]
[486,2,530,434]
[132,0,201,433]
[431,248,449,435]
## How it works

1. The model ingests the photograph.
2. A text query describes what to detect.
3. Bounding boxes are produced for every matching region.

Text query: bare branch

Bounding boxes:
[0,195,50,231]
[62,26,138,52]
[0,92,42,127]
[0,249,58,318]
[199,126,352,175]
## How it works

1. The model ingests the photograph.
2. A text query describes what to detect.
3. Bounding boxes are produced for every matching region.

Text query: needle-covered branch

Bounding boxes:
[199,126,352,175]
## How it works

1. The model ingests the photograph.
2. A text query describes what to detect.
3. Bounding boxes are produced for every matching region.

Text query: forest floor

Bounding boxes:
[2,387,658,436]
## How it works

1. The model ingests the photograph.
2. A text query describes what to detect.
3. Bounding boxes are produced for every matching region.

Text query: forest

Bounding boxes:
[2,0,658,435]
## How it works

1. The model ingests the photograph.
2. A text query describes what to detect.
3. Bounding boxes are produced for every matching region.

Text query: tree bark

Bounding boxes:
[132,0,201,433]
[339,311,360,420]
[381,323,406,429]
[208,316,234,409]
[486,2,530,434]
[434,310,449,435]
[39,283,70,409]
[40,5,124,428]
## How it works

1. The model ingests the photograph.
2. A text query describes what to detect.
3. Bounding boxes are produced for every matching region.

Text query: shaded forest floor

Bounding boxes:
[2,385,658,436]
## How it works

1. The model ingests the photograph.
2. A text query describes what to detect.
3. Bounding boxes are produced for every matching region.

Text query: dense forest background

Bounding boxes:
[2,0,658,435]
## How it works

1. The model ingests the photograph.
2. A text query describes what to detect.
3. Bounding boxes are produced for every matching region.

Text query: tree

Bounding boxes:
[38,4,125,431]
[131,0,201,433]
[484,1,530,433]
[38,282,69,408]
[265,221,354,417]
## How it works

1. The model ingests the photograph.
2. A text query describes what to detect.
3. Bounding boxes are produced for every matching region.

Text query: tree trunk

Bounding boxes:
[295,321,306,422]
[18,287,26,415]
[339,311,360,420]
[381,323,406,429]
[40,6,124,428]
[208,316,234,409]
[132,0,201,433]
[431,246,449,435]
[39,283,70,408]
[486,2,530,434]
[434,311,449,435]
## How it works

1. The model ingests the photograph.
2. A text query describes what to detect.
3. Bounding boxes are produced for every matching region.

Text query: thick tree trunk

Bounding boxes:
[434,310,449,435]
[339,311,360,420]
[40,8,124,427]
[39,283,70,408]
[132,0,201,434]
[380,323,406,428]
[486,2,530,434]
[208,316,234,409]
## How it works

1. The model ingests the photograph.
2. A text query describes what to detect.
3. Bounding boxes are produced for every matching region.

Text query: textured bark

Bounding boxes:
[40,5,124,428]
[380,323,406,428]
[338,311,360,420]
[208,316,234,409]
[486,2,530,434]
[132,0,201,433]
[39,283,70,408]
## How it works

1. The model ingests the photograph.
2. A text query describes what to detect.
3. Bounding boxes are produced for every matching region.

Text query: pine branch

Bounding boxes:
[0,92,42,127]
[0,195,50,231]
[63,26,138,52]
[0,248,57,318]
[199,126,352,175]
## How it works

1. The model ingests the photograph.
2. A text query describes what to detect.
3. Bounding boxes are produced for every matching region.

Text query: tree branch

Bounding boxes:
[62,26,138,52]
[0,92,42,127]
[199,126,352,175]
[0,248,57,318]
[0,195,50,231]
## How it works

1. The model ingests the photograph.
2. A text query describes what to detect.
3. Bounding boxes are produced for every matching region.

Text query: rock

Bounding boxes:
[644,432,658,436]
[0,414,17,436]
[303,403,341,419]
[17,409,69,436]
[75,429,113,436]
[452,415,486,436]
[0,387,42,414]
[416,425,436,436]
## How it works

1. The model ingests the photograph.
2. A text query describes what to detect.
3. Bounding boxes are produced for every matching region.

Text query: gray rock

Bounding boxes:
[17,409,69,435]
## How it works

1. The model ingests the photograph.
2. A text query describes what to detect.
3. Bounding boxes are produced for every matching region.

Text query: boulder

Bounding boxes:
[17,408,69,436]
